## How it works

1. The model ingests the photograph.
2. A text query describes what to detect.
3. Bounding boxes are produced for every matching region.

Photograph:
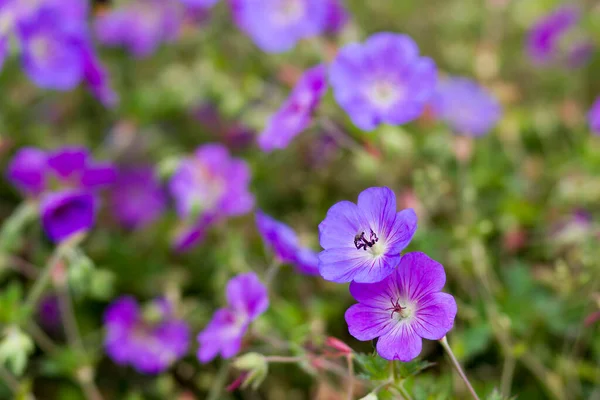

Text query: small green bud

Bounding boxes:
[0,327,34,375]
[359,393,378,400]
[233,353,268,390]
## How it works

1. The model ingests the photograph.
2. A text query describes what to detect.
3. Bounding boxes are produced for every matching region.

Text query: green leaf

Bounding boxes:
[354,353,390,381]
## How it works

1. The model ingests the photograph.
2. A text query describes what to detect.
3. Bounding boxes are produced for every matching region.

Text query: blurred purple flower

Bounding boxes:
[197,272,268,362]
[256,210,319,275]
[590,97,600,135]
[324,0,348,34]
[430,77,502,137]
[38,295,61,331]
[169,144,254,250]
[258,64,327,152]
[111,167,167,230]
[566,40,594,69]
[318,187,417,283]
[345,252,457,361]
[330,33,437,131]
[180,0,219,8]
[94,0,182,58]
[6,146,116,242]
[527,5,580,65]
[230,0,328,53]
[104,296,190,374]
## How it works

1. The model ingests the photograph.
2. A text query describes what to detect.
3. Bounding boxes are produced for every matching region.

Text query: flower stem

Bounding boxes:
[264,355,304,363]
[264,259,281,286]
[0,363,19,394]
[397,383,414,400]
[207,361,230,400]
[346,354,354,400]
[439,336,480,400]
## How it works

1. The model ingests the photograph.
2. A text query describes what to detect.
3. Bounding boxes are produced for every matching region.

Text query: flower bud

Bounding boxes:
[233,353,268,390]
[0,327,34,375]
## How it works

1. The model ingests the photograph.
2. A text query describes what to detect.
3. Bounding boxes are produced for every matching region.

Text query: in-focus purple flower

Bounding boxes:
[590,97,600,135]
[256,210,319,275]
[230,0,328,53]
[169,144,254,250]
[41,190,95,243]
[104,296,190,374]
[111,167,167,230]
[345,252,457,361]
[430,77,502,137]
[258,65,327,152]
[6,146,116,242]
[526,5,580,65]
[197,273,268,363]
[94,0,182,58]
[318,187,417,283]
[324,0,348,34]
[330,33,437,131]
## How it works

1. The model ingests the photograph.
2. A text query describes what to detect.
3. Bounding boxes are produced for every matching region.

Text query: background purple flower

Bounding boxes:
[318,187,417,283]
[430,77,502,137]
[169,144,254,250]
[324,0,348,34]
[345,252,457,361]
[526,5,580,65]
[256,210,320,275]
[231,0,328,53]
[180,0,219,8]
[329,32,437,131]
[258,64,327,152]
[566,40,594,69]
[197,273,268,363]
[111,167,167,230]
[40,190,95,243]
[589,97,600,135]
[104,296,190,374]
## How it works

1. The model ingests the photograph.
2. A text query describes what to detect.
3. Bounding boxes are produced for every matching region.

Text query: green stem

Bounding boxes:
[0,363,19,394]
[397,382,414,400]
[207,361,230,400]
[439,336,480,400]
[264,259,281,286]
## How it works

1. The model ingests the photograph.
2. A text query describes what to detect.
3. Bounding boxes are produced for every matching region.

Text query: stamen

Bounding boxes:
[385,298,405,319]
[353,229,379,251]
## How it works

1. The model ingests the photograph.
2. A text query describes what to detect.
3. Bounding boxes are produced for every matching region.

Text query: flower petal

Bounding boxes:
[349,277,399,308]
[396,252,446,302]
[376,323,422,362]
[412,292,457,340]
[226,273,269,320]
[47,147,90,181]
[318,200,369,249]
[386,208,417,253]
[40,190,96,243]
[318,247,372,283]
[345,303,393,341]
[356,187,396,237]
[6,147,48,195]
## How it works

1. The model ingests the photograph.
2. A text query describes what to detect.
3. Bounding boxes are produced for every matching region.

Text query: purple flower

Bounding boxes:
[329,33,437,131]
[566,40,594,69]
[197,273,268,363]
[38,295,61,331]
[590,97,600,135]
[324,0,348,34]
[230,0,328,53]
[527,5,580,65]
[104,296,190,374]
[6,146,116,242]
[258,65,327,152]
[345,252,457,361]
[318,187,417,283]
[180,0,219,8]
[169,144,254,250]
[430,77,502,137]
[111,167,167,230]
[94,0,182,58]
[256,210,319,275]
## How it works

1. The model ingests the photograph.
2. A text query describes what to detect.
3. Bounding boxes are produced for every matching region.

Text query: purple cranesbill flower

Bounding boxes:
[169,144,254,250]
[566,40,594,69]
[80,40,119,108]
[111,167,167,230]
[38,295,61,331]
[231,0,328,53]
[324,0,348,34]
[318,187,417,283]
[258,65,327,152]
[180,0,219,8]
[40,190,96,243]
[329,33,437,131]
[256,210,320,275]
[590,97,600,135]
[430,77,502,137]
[197,272,268,363]
[104,296,190,374]
[345,252,457,361]
[94,0,182,58]
[526,5,580,65]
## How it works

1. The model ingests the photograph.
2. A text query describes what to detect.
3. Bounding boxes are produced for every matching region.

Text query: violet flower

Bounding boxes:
[329,32,437,131]
[111,167,167,230]
[566,40,594,69]
[256,210,319,275]
[169,144,254,251]
[318,187,417,283]
[526,5,580,65]
[345,252,457,361]
[197,273,268,362]
[230,0,328,53]
[6,146,116,242]
[258,64,327,152]
[324,0,348,34]
[430,77,502,137]
[104,296,190,374]
[180,0,220,8]
[588,97,600,135]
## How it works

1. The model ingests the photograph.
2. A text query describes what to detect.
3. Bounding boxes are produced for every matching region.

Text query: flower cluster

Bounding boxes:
[0,0,116,106]
[104,296,190,374]
[318,187,457,361]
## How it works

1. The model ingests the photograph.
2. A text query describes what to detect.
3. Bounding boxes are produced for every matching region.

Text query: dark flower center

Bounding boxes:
[354,229,379,251]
